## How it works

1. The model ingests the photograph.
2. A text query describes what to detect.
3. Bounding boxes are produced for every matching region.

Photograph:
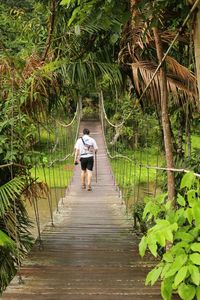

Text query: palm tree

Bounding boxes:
[118,0,198,199]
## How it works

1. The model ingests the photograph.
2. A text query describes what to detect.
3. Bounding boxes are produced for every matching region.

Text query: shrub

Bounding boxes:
[139,172,200,300]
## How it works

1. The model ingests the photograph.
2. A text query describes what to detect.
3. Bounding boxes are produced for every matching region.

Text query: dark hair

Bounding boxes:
[83,128,90,135]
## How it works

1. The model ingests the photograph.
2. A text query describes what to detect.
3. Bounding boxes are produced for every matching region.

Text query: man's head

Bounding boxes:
[83,128,90,135]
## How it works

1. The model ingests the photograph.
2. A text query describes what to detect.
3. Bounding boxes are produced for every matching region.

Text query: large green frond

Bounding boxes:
[0,176,25,217]
[0,230,16,250]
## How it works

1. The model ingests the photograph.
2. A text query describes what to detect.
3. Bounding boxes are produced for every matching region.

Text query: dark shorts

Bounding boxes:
[80,156,94,171]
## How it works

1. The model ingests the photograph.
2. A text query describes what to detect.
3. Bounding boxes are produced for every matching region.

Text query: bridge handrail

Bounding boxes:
[51,102,79,128]
[106,152,200,178]
[100,94,200,180]
[46,102,81,167]
[100,91,132,128]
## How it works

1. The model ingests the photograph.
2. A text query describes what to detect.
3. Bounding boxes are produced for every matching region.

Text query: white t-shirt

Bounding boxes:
[75,135,98,158]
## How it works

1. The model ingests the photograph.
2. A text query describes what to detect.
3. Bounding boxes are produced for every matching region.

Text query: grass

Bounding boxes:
[109,146,165,212]
[109,133,200,212]
[31,160,74,188]
[111,160,158,186]
[110,145,165,187]
[110,133,200,191]
[26,121,77,238]
[31,122,77,189]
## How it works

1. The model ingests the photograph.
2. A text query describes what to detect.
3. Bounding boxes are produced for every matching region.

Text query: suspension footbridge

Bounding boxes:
[2,119,164,300]
[2,95,195,299]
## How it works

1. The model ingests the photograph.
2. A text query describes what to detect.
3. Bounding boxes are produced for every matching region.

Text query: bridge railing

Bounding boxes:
[30,100,81,244]
[99,91,200,228]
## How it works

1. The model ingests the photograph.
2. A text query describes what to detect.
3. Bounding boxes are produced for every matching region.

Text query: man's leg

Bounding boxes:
[81,170,86,188]
[87,170,92,190]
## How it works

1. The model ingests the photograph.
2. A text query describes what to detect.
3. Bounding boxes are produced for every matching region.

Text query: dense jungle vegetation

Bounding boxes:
[0,0,200,299]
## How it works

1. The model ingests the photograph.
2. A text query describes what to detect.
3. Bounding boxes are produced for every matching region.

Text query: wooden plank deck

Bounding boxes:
[2,121,163,300]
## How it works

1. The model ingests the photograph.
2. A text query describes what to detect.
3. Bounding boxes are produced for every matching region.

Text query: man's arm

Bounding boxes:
[74,139,80,164]
[74,148,80,164]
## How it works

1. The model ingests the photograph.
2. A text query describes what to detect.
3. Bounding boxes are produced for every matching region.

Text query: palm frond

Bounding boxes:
[131,58,197,106]
[0,230,16,250]
[0,247,17,293]
[44,56,122,88]
[166,56,196,86]
[0,176,25,217]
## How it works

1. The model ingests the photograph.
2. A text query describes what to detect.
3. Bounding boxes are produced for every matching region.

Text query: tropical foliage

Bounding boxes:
[0,0,200,297]
[139,173,200,300]
[0,97,35,292]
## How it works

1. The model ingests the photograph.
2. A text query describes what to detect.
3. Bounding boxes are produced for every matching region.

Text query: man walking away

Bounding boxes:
[74,128,98,191]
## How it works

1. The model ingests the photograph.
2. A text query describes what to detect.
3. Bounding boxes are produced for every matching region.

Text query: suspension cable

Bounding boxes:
[101,95,200,179]
[52,102,79,128]
[47,102,80,167]
[100,91,132,128]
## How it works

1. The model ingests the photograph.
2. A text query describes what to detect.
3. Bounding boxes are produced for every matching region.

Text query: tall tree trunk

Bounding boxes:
[193,4,200,105]
[42,0,56,61]
[153,27,175,200]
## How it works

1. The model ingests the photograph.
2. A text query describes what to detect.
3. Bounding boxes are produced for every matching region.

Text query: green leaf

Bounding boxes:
[75,25,81,35]
[192,204,200,226]
[175,232,194,243]
[163,252,173,263]
[148,242,158,257]
[60,0,75,6]
[185,208,193,224]
[188,265,200,286]
[42,157,48,163]
[189,228,199,239]
[164,229,173,243]
[0,176,25,217]
[172,241,190,252]
[177,194,186,206]
[139,236,147,257]
[143,201,163,220]
[174,266,188,287]
[196,286,200,300]
[165,200,172,210]
[145,266,162,286]
[143,201,156,219]
[161,263,172,279]
[180,172,195,189]
[155,231,166,247]
[191,243,200,253]
[155,219,169,227]
[161,277,173,300]
[155,192,167,204]
[178,283,196,300]
[0,230,15,249]
[190,253,200,265]
[110,33,119,44]
[67,7,80,27]
[175,208,185,222]
[165,254,187,278]
[187,190,197,207]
